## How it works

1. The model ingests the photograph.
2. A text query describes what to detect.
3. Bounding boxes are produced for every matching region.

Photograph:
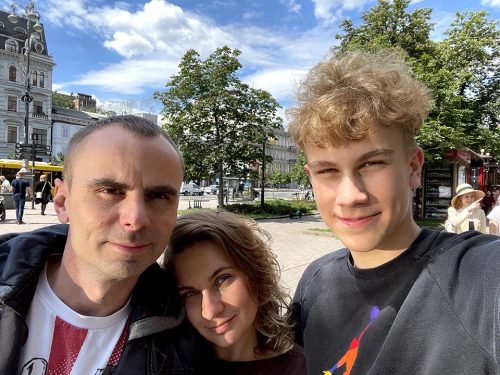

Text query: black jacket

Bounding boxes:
[0,224,205,374]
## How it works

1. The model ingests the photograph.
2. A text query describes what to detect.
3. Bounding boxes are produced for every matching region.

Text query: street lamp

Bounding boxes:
[8,1,43,170]
[8,2,43,208]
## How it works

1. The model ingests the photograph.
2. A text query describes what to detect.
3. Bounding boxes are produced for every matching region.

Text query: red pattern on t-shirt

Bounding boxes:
[47,316,88,375]
[107,318,129,367]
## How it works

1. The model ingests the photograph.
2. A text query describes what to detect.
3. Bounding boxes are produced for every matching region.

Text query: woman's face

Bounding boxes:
[174,240,259,360]
[460,193,475,207]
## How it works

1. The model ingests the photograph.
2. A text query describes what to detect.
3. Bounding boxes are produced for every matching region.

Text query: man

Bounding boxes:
[10,168,33,224]
[288,51,500,374]
[0,116,203,374]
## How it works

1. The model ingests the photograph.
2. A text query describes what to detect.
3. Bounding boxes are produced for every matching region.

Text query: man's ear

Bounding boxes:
[53,178,69,224]
[409,148,424,189]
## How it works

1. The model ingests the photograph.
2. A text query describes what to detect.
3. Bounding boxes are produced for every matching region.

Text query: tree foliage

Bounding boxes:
[154,46,282,206]
[290,151,310,187]
[52,91,75,109]
[334,0,499,162]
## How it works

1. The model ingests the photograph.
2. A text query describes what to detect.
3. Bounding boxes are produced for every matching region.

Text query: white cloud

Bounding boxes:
[243,11,264,20]
[280,0,302,14]
[42,0,335,111]
[481,0,500,6]
[311,0,371,22]
[70,58,179,95]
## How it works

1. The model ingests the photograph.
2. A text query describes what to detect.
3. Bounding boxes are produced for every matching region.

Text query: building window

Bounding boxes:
[32,128,47,145]
[9,66,16,82]
[62,126,69,138]
[7,126,18,143]
[32,71,37,87]
[5,40,17,53]
[34,100,43,115]
[39,72,45,88]
[8,96,17,112]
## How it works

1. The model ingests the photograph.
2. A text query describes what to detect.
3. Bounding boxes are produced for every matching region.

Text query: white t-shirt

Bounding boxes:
[487,205,500,235]
[18,266,131,375]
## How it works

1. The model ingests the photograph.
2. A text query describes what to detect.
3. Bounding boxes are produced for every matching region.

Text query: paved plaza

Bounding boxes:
[0,197,344,294]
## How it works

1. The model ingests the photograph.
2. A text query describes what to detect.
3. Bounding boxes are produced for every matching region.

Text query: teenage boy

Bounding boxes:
[289,51,500,374]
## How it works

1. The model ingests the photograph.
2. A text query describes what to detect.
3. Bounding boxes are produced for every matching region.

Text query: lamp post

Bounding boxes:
[8,1,43,208]
[260,138,266,208]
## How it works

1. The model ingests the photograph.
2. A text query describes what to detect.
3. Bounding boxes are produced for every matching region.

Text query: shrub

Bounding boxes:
[224,199,317,217]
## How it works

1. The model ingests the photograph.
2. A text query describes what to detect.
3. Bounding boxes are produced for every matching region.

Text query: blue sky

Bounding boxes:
[2,0,498,117]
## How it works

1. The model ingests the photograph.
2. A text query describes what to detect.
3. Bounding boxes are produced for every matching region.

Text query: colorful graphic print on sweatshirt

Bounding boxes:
[323,306,380,375]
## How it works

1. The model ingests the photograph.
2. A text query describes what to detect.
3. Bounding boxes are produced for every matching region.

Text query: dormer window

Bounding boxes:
[9,65,16,82]
[5,40,17,53]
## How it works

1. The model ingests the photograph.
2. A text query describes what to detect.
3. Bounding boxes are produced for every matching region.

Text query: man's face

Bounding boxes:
[304,125,423,257]
[54,126,183,282]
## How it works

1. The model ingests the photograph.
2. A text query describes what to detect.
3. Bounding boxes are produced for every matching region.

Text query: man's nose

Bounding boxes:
[201,290,224,321]
[120,194,151,231]
[335,175,368,206]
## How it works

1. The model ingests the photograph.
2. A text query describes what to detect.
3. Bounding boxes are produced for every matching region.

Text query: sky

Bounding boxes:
[2,0,498,119]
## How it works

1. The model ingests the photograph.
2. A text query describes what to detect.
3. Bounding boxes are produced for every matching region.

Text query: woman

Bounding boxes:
[35,175,52,215]
[487,195,500,235]
[445,183,486,233]
[165,211,306,374]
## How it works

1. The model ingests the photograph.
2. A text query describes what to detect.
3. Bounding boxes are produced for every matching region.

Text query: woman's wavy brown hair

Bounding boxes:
[164,210,294,355]
[287,49,431,154]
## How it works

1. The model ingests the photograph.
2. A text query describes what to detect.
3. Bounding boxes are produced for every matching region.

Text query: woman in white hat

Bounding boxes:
[445,183,487,233]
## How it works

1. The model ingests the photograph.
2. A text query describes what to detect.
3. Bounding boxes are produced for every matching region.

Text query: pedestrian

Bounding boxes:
[0,115,205,374]
[481,190,495,215]
[487,195,500,235]
[287,50,500,374]
[165,210,306,374]
[10,168,33,224]
[492,188,500,206]
[34,174,53,215]
[445,184,487,233]
[0,175,10,193]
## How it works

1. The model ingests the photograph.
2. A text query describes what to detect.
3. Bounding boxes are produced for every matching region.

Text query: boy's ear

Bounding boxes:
[409,148,424,189]
[53,178,69,224]
[304,164,311,177]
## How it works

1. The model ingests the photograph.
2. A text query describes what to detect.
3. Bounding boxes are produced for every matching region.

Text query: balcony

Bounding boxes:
[32,112,48,120]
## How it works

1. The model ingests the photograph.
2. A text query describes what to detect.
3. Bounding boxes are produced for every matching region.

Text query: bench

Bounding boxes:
[289,209,303,219]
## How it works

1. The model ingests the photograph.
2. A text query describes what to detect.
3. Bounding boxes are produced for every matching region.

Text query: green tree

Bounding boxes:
[52,91,75,109]
[290,151,310,187]
[334,1,499,162]
[154,46,282,207]
[50,151,65,166]
[335,0,434,59]
[267,170,290,188]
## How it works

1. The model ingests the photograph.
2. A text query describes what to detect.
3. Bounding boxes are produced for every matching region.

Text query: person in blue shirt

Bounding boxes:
[10,169,33,224]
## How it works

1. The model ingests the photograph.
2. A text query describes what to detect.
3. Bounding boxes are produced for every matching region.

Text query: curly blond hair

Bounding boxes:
[164,210,294,355]
[287,50,431,153]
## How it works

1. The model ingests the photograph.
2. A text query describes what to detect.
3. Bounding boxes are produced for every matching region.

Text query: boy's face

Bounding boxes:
[304,125,423,263]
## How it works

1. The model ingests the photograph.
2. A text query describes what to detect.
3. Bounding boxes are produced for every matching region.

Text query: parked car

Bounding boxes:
[181,182,204,196]
[203,184,219,195]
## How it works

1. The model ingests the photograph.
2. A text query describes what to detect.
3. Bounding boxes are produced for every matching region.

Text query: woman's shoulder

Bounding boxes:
[263,344,306,374]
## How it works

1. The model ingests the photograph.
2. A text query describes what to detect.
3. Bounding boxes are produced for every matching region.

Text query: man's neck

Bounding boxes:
[46,258,137,317]
[350,222,422,269]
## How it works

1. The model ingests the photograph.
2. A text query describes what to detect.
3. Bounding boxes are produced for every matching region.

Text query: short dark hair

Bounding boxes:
[63,115,183,187]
